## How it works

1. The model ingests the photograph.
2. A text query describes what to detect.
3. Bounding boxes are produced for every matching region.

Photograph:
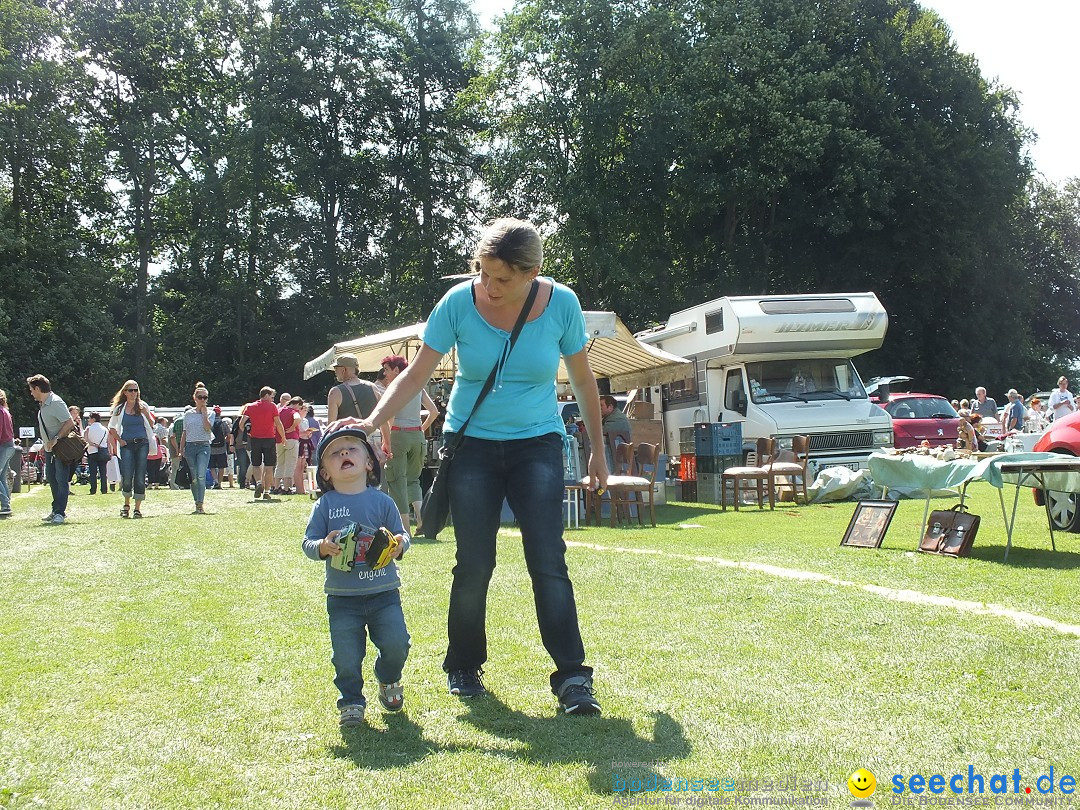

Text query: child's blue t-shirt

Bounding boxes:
[302,488,410,596]
[421,278,589,440]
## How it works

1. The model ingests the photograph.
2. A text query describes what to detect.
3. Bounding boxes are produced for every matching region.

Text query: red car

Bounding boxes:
[871,393,961,449]
[1032,411,1080,531]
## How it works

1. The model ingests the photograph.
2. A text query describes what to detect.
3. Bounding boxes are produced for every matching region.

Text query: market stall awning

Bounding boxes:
[303,313,691,390]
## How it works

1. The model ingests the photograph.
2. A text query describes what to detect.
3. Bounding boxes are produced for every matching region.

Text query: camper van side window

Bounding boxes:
[705,310,723,334]
[661,361,699,406]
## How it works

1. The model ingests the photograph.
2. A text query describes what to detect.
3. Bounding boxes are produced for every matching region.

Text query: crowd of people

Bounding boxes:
[948,377,1074,452]
[2,377,335,522]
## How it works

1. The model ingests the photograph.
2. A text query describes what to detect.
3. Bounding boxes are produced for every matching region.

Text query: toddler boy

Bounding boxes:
[302,420,411,728]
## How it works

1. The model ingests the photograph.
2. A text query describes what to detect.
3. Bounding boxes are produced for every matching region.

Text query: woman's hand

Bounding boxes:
[587,452,609,493]
[319,529,342,559]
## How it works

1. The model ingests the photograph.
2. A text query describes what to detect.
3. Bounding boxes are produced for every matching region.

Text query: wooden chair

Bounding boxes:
[581,442,660,527]
[607,442,660,527]
[765,434,810,505]
[721,437,775,511]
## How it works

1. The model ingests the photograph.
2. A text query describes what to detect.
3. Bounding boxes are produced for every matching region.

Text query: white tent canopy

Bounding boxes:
[304,312,691,391]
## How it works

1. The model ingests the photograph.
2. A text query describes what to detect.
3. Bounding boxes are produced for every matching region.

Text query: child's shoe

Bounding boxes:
[378,681,404,712]
[339,704,365,728]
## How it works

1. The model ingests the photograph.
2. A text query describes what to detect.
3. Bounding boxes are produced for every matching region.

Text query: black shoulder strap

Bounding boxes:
[446,280,539,454]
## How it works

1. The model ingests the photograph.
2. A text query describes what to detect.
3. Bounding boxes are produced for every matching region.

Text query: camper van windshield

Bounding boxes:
[746,359,867,404]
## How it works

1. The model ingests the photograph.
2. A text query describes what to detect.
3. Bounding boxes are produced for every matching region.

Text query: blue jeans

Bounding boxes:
[87,452,109,494]
[45,452,72,517]
[235,447,250,487]
[0,444,14,510]
[442,432,592,694]
[120,440,149,500]
[185,443,211,504]
[327,590,411,708]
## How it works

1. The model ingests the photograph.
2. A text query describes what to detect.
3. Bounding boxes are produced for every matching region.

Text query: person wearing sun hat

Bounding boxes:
[302,418,411,727]
[327,354,381,423]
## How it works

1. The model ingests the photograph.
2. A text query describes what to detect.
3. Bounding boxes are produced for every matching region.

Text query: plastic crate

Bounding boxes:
[697,473,720,504]
[695,473,747,505]
[679,454,697,481]
[679,426,696,445]
[680,480,698,502]
[696,454,743,475]
[694,422,743,458]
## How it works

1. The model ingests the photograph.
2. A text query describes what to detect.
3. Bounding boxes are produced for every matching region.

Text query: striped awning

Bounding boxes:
[303,312,690,391]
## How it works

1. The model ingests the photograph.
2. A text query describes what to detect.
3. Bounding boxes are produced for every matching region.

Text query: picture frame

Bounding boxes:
[841,499,898,548]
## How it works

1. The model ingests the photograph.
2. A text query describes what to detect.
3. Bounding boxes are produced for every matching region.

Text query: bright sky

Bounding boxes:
[923,0,1079,185]
[471,0,1078,186]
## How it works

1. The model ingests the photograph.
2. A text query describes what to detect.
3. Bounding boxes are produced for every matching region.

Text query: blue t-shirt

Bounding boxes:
[302,488,410,596]
[421,278,589,440]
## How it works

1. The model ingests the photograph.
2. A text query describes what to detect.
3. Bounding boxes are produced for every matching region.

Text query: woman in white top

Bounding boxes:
[1048,376,1076,422]
[107,380,158,518]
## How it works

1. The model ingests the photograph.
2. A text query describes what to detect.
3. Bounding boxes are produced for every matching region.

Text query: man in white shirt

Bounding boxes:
[1048,376,1076,422]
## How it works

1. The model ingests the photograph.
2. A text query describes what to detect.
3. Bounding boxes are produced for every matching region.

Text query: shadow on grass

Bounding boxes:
[458,693,690,795]
[330,711,458,768]
[327,694,689,790]
[967,542,1080,569]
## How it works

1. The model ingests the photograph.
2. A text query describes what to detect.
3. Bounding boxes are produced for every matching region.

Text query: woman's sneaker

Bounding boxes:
[447,668,487,697]
[557,679,601,715]
[339,704,365,728]
[378,681,404,712]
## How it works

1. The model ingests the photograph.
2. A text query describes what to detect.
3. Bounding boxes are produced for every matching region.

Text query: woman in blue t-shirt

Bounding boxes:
[355,218,609,716]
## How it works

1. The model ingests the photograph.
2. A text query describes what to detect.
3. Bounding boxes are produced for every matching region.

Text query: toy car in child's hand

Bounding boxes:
[365,527,401,570]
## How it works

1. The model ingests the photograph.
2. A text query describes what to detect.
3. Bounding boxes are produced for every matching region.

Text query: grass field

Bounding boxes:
[2,481,1079,809]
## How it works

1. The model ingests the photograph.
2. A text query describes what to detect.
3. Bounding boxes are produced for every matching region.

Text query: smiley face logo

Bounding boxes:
[848,768,876,798]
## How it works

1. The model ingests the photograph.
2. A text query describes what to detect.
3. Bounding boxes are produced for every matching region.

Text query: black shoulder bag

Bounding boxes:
[420,280,539,539]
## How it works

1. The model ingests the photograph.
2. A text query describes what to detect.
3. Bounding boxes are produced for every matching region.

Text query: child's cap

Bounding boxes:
[314,424,381,492]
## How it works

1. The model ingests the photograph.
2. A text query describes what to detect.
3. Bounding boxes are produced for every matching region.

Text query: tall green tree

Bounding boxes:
[479,0,1033,394]
[0,0,122,424]
[380,0,483,318]
[68,0,202,381]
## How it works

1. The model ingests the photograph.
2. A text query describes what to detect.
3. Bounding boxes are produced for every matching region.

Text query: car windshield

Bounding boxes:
[747,359,867,404]
[885,397,958,419]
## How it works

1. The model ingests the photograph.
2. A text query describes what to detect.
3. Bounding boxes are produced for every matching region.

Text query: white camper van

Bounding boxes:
[638,292,893,476]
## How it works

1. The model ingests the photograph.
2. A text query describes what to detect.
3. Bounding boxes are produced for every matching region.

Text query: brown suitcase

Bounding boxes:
[920,504,979,557]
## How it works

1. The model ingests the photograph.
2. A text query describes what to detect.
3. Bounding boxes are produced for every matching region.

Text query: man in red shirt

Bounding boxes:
[237,386,285,501]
